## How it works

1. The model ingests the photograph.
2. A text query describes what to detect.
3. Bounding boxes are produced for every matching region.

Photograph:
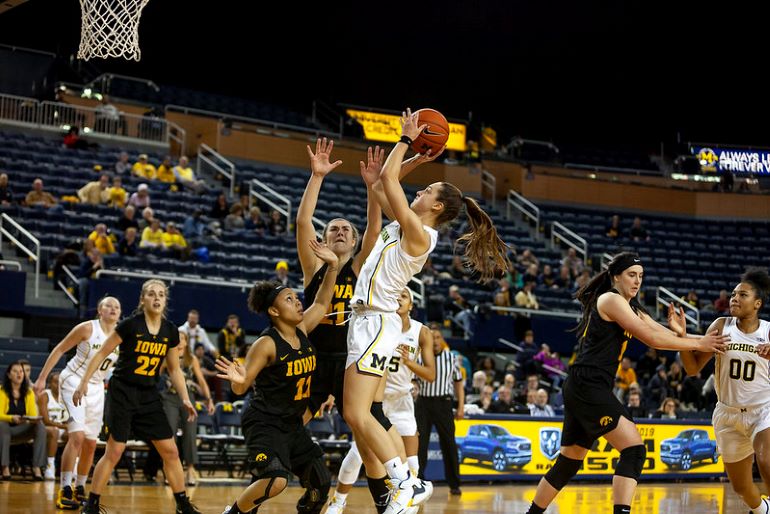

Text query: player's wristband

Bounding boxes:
[398,135,413,146]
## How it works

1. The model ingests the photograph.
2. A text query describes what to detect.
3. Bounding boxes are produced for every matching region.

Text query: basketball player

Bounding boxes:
[72,280,201,514]
[33,297,122,509]
[300,139,439,511]
[525,252,729,514]
[214,239,338,514]
[678,268,770,514]
[345,108,510,514]
[327,288,435,514]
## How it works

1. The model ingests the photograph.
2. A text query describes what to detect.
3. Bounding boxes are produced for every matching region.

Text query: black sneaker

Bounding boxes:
[81,503,108,514]
[55,487,81,510]
[176,500,203,514]
[75,485,87,505]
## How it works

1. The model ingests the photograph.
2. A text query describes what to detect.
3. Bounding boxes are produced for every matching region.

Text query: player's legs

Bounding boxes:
[754,422,770,492]
[725,455,764,511]
[402,435,419,474]
[530,444,589,510]
[89,436,126,495]
[152,437,185,493]
[228,474,288,513]
[602,416,645,507]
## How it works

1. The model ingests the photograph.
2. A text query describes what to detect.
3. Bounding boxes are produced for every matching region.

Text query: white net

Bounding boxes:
[78,0,150,61]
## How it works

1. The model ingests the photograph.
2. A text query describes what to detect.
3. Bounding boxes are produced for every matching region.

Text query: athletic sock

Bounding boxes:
[384,457,408,482]
[614,505,631,514]
[61,470,73,489]
[367,475,390,514]
[526,502,546,514]
[76,474,88,487]
[406,455,419,476]
[173,491,188,506]
[47,457,55,467]
[751,498,770,514]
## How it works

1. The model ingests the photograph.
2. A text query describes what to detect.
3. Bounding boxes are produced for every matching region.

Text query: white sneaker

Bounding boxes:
[44,463,56,480]
[404,507,420,514]
[325,495,346,514]
[383,473,432,514]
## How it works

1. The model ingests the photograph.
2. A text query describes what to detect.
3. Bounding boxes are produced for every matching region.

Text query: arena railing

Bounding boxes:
[490,306,581,320]
[249,179,292,236]
[551,221,588,264]
[600,252,613,270]
[656,286,700,329]
[86,73,161,94]
[57,265,81,306]
[94,269,255,292]
[506,189,540,234]
[563,162,662,177]
[0,212,40,297]
[0,260,22,271]
[481,169,497,210]
[198,143,236,198]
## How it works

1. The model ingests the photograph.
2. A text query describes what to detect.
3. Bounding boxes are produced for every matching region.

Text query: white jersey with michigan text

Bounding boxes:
[352,221,438,312]
[385,320,423,395]
[64,319,119,384]
[715,317,770,408]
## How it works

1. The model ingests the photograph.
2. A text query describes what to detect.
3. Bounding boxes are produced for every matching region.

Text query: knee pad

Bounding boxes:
[543,454,583,491]
[337,442,363,485]
[296,457,331,514]
[370,402,392,431]
[615,444,646,481]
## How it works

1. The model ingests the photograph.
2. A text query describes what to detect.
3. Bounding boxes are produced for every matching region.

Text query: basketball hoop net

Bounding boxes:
[78,0,150,61]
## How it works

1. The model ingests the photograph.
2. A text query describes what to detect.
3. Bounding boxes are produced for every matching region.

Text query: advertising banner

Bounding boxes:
[690,146,770,175]
[346,109,467,152]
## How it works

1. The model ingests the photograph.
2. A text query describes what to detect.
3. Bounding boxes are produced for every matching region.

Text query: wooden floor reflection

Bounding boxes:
[0,479,756,513]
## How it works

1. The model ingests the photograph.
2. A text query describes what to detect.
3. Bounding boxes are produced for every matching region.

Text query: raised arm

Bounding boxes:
[379,109,430,256]
[300,240,339,333]
[298,138,343,286]
[353,146,384,273]
[33,321,92,396]
[679,317,724,376]
[400,325,436,382]
[215,336,275,396]
[72,331,123,406]
[599,293,729,353]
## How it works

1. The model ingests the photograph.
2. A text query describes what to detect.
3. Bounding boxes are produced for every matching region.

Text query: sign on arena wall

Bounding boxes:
[690,145,770,175]
[425,416,725,482]
[346,109,467,152]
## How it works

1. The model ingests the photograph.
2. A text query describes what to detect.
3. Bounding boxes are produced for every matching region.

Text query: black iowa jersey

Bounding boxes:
[113,313,179,387]
[250,326,317,419]
[304,259,355,354]
[571,290,636,386]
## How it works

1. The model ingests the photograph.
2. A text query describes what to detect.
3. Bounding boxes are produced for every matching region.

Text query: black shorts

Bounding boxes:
[242,405,323,479]
[105,378,174,443]
[561,367,632,449]
[308,353,346,416]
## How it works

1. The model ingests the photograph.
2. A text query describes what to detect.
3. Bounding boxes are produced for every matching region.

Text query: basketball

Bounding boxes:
[411,108,450,156]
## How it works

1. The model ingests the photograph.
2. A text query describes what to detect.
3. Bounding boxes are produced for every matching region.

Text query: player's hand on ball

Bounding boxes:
[401,108,427,141]
[309,240,339,268]
[697,330,729,354]
[215,356,246,385]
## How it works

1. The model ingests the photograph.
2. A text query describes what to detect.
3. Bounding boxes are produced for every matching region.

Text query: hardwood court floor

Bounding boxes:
[0,479,757,513]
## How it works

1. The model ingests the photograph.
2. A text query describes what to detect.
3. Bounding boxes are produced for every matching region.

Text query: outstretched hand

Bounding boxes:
[215,355,247,385]
[306,137,343,177]
[309,239,339,268]
[667,303,687,337]
[360,146,385,186]
[696,330,730,354]
[401,108,427,141]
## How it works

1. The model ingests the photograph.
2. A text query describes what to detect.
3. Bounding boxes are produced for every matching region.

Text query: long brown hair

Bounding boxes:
[435,182,510,282]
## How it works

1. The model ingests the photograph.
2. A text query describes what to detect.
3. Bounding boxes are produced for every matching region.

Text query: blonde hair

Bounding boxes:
[95,296,121,319]
[134,279,169,317]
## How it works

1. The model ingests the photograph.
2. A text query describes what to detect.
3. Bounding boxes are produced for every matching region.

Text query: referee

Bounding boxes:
[415,323,465,495]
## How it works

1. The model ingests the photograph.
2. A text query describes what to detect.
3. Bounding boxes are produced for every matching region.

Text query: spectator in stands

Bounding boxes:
[0,361,46,480]
[95,95,120,131]
[488,385,528,414]
[244,206,266,235]
[713,289,730,314]
[118,227,138,257]
[538,264,557,288]
[155,156,175,183]
[470,370,488,396]
[217,314,245,360]
[526,373,540,393]
[445,285,473,336]
[680,371,704,411]
[473,385,494,411]
[116,205,139,232]
[179,310,217,356]
[530,389,555,417]
[605,214,621,239]
[534,344,566,385]
[106,176,127,209]
[647,364,671,407]
[667,361,685,400]
[224,204,246,231]
[77,174,110,205]
[629,216,650,241]
[194,343,218,378]
[522,263,539,284]
[561,247,584,277]
[614,356,638,401]
[128,183,151,209]
[209,193,229,220]
[274,260,291,287]
[574,268,591,291]
[517,248,539,269]
[654,397,679,419]
[25,178,59,209]
[63,126,90,150]
[503,259,523,291]
[449,255,471,281]
[140,218,165,249]
[554,265,573,290]
[36,370,66,480]
[77,249,103,315]
[132,154,156,180]
[0,173,13,206]
[162,222,188,259]
[493,289,512,312]
[114,151,130,175]
[182,210,206,240]
[515,280,539,310]
[682,290,700,308]
[138,206,154,231]
[514,331,539,380]
[477,356,499,385]
[635,347,661,384]
[173,156,206,194]
[525,388,537,409]
[267,209,286,235]
[720,168,735,192]
[88,223,116,256]
[626,389,649,419]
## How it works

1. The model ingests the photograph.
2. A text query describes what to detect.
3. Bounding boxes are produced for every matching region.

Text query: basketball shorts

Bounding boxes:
[104,377,174,443]
[713,401,770,463]
[383,391,417,437]
[346,311,402,377]
[59,368,106,440]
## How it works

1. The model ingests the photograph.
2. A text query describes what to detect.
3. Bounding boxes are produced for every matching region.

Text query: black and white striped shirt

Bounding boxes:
[418,348,463,397]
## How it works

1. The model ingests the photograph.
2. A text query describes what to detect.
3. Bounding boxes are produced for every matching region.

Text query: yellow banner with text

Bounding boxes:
[346,109,467,152]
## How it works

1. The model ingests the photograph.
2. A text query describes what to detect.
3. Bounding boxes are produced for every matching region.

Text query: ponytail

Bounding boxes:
[457,197,511,282]
[573,270,612,335]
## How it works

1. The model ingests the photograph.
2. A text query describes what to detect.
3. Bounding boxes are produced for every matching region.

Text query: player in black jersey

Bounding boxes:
[525,252,729,514]
[72,279,200,514]
[215,239,338,514]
